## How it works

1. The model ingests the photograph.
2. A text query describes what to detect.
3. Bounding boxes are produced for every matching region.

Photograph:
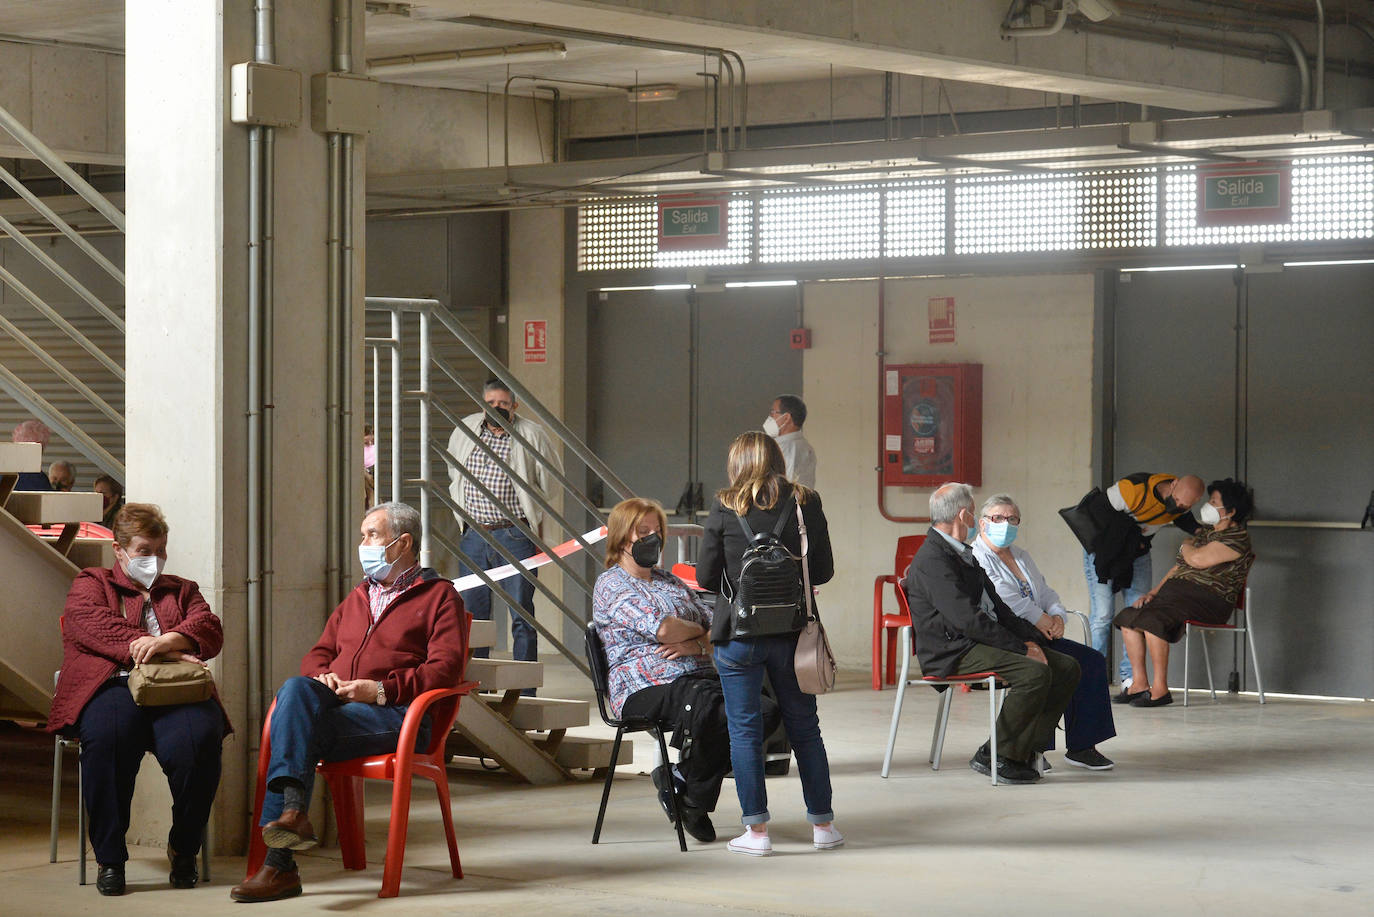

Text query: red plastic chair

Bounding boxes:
[872,535,925,690]
[671,562,705,592]
[245,678,478,898]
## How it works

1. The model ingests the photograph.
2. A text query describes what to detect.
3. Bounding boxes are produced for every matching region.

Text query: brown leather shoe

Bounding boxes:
[230,865,302,902]
[260,808,318,851]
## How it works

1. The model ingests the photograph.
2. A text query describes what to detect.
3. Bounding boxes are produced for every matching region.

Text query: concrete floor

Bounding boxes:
[3,660,1372,916]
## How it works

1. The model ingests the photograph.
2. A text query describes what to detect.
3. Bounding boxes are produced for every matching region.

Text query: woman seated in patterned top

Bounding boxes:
[592,497,732,843]
[1114,478,1256,707]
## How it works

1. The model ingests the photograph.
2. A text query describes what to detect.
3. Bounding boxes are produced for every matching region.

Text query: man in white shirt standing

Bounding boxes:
[445,378,560,671]
[763,393,816,488]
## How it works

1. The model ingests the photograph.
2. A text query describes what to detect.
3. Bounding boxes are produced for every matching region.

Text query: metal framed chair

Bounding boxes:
[49,671,211,884]
[881,625,1006,785]
[872,535,925,690]
[1183,583,1264,706]
[584,623,687,851]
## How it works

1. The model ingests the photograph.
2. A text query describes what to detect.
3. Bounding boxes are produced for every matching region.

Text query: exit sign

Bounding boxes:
[1196,162,1291,226]
[658,196,728,251]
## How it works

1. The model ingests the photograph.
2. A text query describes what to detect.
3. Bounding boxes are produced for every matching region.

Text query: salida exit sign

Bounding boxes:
[657,195,728,251]
[1196,162,1291,226]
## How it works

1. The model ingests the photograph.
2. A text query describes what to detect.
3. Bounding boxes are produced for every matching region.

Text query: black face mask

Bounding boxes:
[1162,496,1181,514]
[630,532,663,569]
[485,405,512,429]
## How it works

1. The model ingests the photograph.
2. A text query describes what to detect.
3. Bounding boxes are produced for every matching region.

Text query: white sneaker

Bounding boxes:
[1031,752,1052,775]
[727,828,772,857]
[813,824,845,850]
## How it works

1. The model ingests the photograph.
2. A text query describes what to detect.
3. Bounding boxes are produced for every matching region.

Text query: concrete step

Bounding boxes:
[450,695,568,785]
[0,443,41,474]
[4,491,103,525]
[480,693,590,731]
[543,734,633,770]
[55,536,114,570]
[464,657,543,692]
[468,618,496,649]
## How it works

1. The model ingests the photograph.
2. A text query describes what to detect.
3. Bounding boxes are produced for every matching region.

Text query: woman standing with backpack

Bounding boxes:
[697,431,844,856]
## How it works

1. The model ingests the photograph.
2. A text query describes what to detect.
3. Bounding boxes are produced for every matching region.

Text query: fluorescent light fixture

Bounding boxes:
[1119,264,1239,273]
[598,284,693,292]
[725,280,798,288]
[628,84,679,103]
[368,42,566,76]
[1281,258,1374,267]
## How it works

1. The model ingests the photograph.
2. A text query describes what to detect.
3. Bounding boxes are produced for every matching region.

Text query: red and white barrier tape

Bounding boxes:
[451,525,609,592]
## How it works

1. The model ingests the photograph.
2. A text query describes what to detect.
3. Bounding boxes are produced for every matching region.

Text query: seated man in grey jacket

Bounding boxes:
[903,483,1080,784]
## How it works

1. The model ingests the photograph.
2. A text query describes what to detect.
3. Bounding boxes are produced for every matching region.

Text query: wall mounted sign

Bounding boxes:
[657,195,728,251]
[523,320,547,364]
[928,296,956,344]
[1196,162,1291,226]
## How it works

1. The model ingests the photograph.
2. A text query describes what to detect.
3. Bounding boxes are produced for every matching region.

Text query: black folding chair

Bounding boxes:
[584,623,687,851]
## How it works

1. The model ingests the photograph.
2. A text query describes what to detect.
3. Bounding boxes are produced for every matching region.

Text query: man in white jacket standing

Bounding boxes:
[446,378,560,669]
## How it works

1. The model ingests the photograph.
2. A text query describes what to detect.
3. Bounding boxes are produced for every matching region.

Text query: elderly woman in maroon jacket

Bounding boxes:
[48,503,228,897]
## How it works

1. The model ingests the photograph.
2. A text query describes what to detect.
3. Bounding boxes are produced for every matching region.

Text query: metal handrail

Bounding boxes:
[0,100,128,486]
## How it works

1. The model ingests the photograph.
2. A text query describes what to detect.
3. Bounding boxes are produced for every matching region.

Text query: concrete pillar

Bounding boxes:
[125,0,365,856]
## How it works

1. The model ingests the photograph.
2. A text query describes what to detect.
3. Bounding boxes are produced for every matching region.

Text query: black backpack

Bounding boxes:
[724,494,806,639]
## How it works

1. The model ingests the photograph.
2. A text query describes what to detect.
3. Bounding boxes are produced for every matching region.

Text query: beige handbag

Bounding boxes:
[127,657,215,706]
[793,502,837,695]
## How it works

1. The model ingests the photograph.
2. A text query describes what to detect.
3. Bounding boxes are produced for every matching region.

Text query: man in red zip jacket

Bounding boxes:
[232,501,468,903]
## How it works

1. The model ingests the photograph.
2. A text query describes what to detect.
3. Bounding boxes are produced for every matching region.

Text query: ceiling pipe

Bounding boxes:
[448,15,746,150]
[1313,0,1325,109]
[1112,1,1314,109]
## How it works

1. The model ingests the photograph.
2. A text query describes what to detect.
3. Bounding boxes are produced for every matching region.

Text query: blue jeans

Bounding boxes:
[1083,549,1151,683]
[459,524,538,664]
[713,634,834,827]
[260,677,428,825]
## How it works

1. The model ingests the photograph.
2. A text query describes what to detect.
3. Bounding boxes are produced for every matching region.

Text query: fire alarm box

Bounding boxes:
[882,363,982,487]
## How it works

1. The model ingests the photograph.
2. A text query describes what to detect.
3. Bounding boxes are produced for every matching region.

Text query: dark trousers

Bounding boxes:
[76,678,223,865]
[955,643,1080,764]
[459,524,538,665]
[1045,637,1116,752]
[260,677,428,826]
[621,674,733,812]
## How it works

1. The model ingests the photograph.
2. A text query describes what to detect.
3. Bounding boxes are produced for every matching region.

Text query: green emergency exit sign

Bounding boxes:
[1196,163,1291,226]
[657,196,728,250]
[661,204,720,236]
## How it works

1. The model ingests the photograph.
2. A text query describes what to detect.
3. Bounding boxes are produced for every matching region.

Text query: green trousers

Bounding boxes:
[954,643,1080,764]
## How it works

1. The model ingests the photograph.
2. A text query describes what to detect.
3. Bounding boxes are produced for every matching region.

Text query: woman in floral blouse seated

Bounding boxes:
[1114,478,1256,707]
[592,497,731,843]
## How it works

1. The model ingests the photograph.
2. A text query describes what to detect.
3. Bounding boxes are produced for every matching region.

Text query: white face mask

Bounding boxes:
[1199,502,1223,526]
[125,554,165,589]
[763,415,781,437]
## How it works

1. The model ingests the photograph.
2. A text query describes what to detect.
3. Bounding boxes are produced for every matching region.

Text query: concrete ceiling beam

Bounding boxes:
[423,0,1303,111]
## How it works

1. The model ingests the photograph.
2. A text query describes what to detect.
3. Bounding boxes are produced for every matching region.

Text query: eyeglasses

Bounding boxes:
[983,513,1021,525]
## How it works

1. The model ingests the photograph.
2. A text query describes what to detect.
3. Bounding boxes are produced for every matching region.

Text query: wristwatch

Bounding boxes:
[375,680,386,706]
[696,639,706,655]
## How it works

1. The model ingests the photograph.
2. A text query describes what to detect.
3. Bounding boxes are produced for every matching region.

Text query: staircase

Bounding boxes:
[0,442,107,721]
[447,621,632,783]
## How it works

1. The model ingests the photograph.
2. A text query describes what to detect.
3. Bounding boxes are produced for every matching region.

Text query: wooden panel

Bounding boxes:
[5,491,103,524]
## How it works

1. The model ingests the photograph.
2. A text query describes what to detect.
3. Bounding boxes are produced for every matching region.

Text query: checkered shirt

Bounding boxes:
[366,562,423,624]
[462,424,521,526]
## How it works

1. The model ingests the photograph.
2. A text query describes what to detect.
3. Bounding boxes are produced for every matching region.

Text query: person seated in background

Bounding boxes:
[94,474,126,528]
[232,501,468,903]
[47,503,229,896]
[1113,479,1256,708]
[971,494,1116,771]
[593,497,734,843]
[49,460,76,492]
[905,483,1080,785]
[11,418,53,491]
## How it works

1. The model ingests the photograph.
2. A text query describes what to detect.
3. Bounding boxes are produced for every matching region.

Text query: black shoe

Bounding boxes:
[1065,748,1115,770]
[970,745,1041,784]
[168,847,199,888]
[96,863,126,896]
[679,802,717,843]
[969,741,991,773]
[651,766,676,823]
[1131,690,1174,707]
[1113,688,1150,704]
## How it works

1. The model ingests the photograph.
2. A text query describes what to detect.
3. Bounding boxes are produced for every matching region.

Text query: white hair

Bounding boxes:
[929,482,974,524]
[980,493,1019,517]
